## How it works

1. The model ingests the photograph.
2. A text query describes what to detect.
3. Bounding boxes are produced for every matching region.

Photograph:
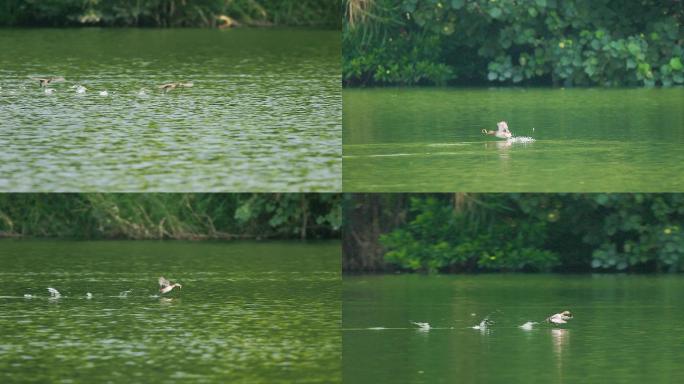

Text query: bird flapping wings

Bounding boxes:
[159,276,171,288]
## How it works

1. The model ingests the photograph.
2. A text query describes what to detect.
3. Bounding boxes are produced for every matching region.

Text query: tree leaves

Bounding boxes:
[344,0,684,86]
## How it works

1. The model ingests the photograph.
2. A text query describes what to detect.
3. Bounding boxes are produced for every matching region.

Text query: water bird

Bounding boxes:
[471,316,493,330]
[44,88,55,95]
[159,276,182,294]
[23,294,33,299]
[86,292,93,299]
[47,287,61,298]
[159,82,194,93]
[71,85,87,94]
[99,90,109,97]
[217,14,239,29]
[482,121,512,139]
[31,77,65,87]
[546,310,573,325]
[411,322,430,331]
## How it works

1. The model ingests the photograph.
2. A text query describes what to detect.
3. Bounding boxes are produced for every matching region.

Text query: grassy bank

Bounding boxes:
[1,0,340,28]
[0,194,341,240]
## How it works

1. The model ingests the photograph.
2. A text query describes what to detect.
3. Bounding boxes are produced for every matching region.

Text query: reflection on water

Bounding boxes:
[552,328,569,356]
[343,88,684,192]
[0,29,341,192]
[552,328,569,382]
[344,274,684,384]
[0,240,341,383]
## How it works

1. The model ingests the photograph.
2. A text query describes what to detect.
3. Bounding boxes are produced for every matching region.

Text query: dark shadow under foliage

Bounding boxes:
[343,193,684,273]
[343,0,684,86]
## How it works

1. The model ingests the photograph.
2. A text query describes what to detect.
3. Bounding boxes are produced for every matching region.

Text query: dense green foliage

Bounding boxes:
[1,0,339,28]
[381,196,558,272]
[343,0,684,86]
[343,194,684,273]
[0,194,341,240]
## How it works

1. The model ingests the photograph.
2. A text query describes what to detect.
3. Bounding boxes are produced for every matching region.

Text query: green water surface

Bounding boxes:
[0,240,340,383]
[0,29,341,192]
[343,88,684,192]
[344,274,684,384]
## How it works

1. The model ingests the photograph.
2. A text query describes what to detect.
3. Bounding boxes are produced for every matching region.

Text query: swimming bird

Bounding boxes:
[411,321,430,331]
[44,88,55,95]
[99,90,109,97]
[159,276,182,294]
[86,292,93,299]
[23,294,33,299]
[482,121,512,139]
[31,77,65,87]
[71,85,87,94]
[471,316,493,330]
[546,310,573,324]
[159,82,194,93]
[47,287,61,298]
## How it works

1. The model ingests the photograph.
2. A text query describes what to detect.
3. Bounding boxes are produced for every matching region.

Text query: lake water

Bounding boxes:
[0,29,341,192]
[344,274,684,384]
[343,88,684,192]
[0,240,340,383]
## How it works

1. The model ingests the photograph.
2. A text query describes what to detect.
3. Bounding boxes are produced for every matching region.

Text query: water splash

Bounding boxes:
[519,321,537,331]
[508,136,536,143]
[411,322,431,331]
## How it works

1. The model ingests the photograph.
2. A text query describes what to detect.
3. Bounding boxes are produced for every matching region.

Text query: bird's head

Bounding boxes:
[497,121,512,137]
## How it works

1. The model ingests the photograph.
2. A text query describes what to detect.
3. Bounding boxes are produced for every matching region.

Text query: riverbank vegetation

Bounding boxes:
[343,194,684,273]
[343,0,684,86]
[1,0,339,28]
[0,194,340,240]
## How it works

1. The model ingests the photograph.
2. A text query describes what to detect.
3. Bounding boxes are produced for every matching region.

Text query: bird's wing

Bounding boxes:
[159,276,171,288]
